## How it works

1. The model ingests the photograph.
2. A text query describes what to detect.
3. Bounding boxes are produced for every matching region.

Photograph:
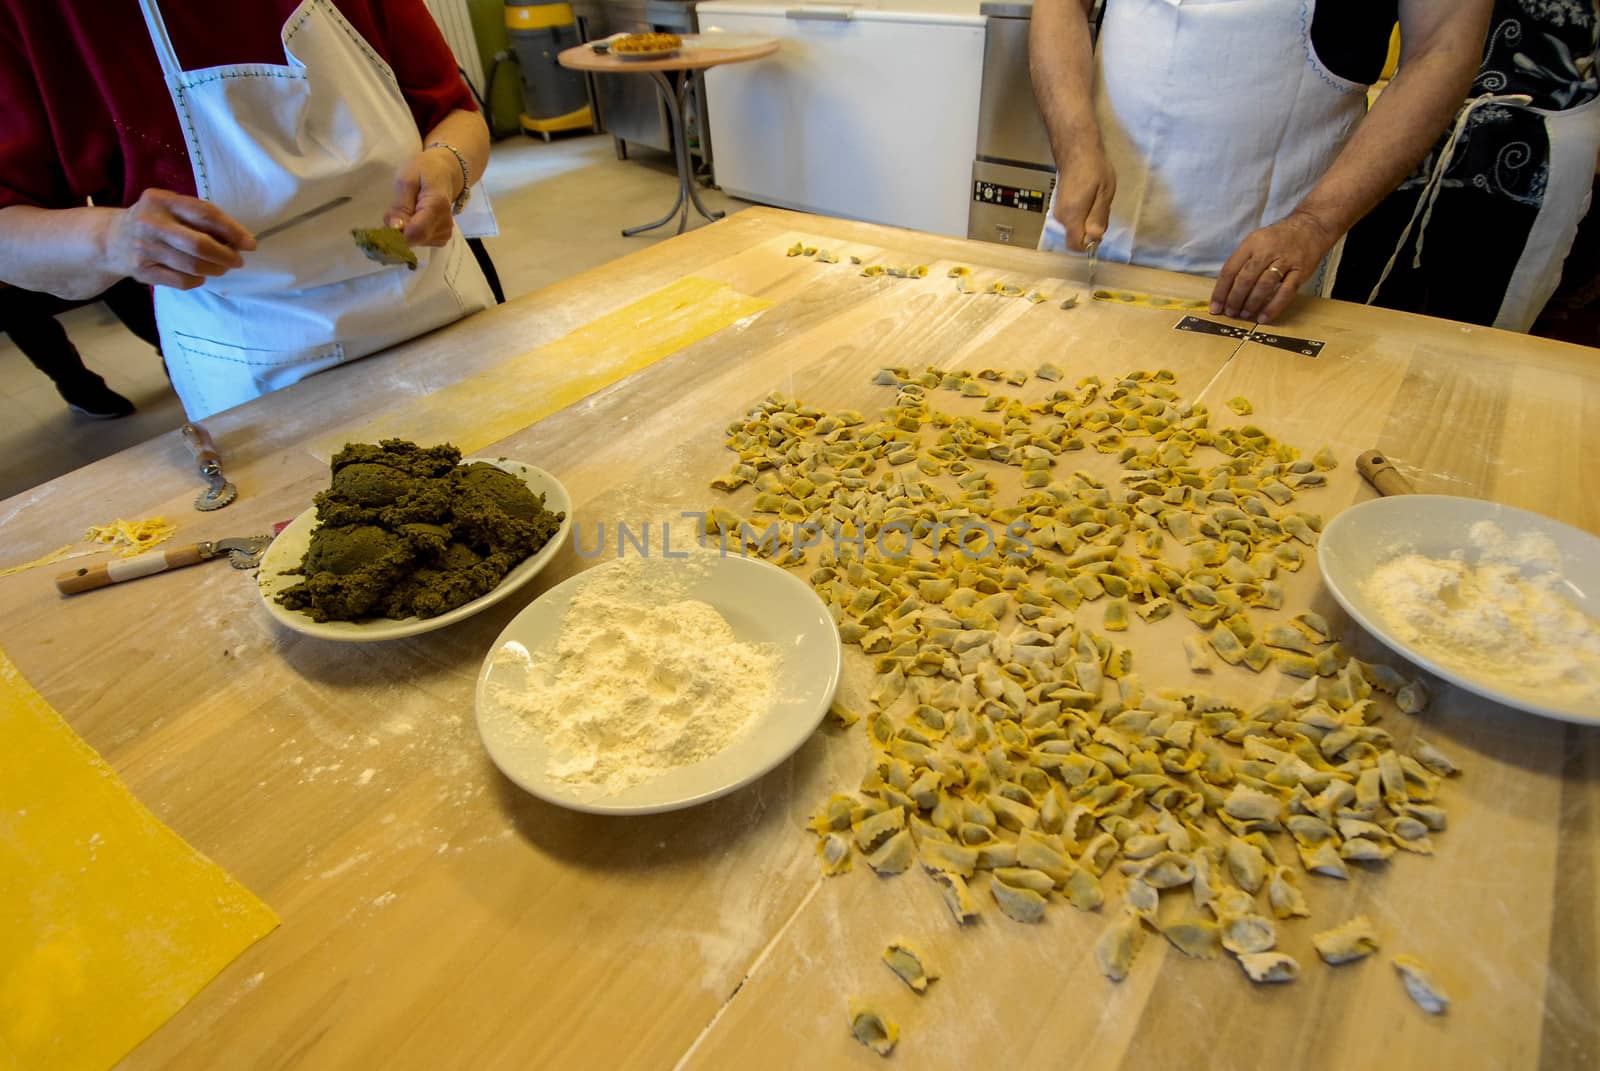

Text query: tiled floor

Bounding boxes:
[0,135,746,502]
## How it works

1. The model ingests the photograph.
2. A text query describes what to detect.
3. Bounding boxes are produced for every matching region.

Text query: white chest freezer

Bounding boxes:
[696,1,986,237]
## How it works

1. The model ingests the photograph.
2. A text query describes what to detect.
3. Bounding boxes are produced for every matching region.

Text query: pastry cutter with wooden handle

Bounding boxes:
[182,422,236,511]
[55,534,272,596]
[1356,449,1417,497]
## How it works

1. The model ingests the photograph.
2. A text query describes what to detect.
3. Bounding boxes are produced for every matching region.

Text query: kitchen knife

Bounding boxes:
[255,196,352,241]
[1084,239,1099,293]
[55,534,273,595]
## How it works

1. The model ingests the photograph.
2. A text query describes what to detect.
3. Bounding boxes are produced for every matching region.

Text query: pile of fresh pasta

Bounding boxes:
[704,365,1456,1050]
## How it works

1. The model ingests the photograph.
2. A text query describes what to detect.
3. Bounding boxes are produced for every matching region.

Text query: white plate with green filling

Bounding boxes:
[257,458,571,643]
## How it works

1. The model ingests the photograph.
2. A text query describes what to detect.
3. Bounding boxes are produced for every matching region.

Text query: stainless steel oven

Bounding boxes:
[968,0,1101,247]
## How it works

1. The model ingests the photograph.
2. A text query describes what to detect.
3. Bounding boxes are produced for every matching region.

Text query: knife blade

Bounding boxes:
[1084,239,1100,294]
[255,195,352,241]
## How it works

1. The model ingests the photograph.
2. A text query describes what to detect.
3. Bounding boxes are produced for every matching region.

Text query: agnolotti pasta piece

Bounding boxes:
[1110,870,1153,916]
[1080,832,1120,876]
[1182,634,1215,673]
[1225,836,1268,894]
[1339,837,1394,863]
[1411,738,1460,778]
[1160,915,1221,959]
[848,1000,899,1057]
[1313,915,1379,965]
[1220,913,1277,956]
[993,866,1056,895]
[854,806,907,852]
[1297,839,1349,880]
[1395,678,1430,714]
[1064,866,1104,911]
[866,829,916,875]
[1223,785,1282,823]
[1384,816,1435,855]
[1393,954,1450,1014]
[818,833,853,876]
[883,941,938,993]
[1096,909,1147,982]
[919,836,980,877]
[931,869,979,924]
[1016,831,1073,885]
[1237,951,1300,984]
[810,793,856,834]
[988,792,1041,832]
[1207,624,1247,665]
[827,700,862,728]
[1138,851,1196,889]
[975,841,1019,871]
[1122,833,1167,861]
[991,875,1049,923]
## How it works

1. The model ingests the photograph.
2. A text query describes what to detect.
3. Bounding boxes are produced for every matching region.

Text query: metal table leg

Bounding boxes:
[677,73,724,226]
[619,69,723,238]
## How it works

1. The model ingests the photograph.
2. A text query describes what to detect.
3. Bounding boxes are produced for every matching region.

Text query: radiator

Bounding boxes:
[424,0,487,98]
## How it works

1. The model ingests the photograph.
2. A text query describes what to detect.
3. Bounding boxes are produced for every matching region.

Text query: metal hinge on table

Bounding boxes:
[1174,315,1325,358]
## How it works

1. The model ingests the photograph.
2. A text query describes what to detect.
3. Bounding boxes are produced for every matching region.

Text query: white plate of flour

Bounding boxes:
[1319,495,1600,724]
[474,553,841,814]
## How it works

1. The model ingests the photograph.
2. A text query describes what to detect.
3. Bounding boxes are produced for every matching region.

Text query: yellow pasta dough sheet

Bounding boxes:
[308,275,771,462]
[0,650,278,1071]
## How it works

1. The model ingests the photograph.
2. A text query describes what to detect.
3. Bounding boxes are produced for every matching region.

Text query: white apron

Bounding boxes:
[1357,91,1600,332]
[1496,92,1600,331]
[138,0,494,419]
[1040,0,1369,280]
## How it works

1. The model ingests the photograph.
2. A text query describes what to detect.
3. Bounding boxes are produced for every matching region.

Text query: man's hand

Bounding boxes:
[385,148,461,247]
[1052,144,1116,253]
[1210,210,1338,324]
[102,189,255,290]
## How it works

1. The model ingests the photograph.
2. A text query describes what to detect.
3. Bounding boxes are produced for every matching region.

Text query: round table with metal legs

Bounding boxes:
[558,37,779,237]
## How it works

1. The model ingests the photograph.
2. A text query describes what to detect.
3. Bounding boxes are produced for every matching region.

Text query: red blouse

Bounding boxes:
[0,1,476,211]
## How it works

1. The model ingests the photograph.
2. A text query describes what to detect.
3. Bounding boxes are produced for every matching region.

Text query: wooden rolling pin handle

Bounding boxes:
[55,544,210,596]
[1356,449,1416,497]
[182,422,222,473]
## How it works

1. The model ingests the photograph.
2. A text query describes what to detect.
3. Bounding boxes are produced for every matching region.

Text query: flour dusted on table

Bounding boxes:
[489,557,778,795]
[1364,521,1600,700]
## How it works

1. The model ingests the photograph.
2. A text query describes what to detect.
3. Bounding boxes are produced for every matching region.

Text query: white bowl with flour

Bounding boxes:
[1320,495,1600,724]
[475,552,841,813]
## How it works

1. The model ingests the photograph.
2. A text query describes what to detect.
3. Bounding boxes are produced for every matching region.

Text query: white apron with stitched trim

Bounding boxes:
[1040,0,1369,279]
[138,0,493,419]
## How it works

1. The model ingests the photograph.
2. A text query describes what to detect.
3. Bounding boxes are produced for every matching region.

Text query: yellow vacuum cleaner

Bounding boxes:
[506,2,594,138]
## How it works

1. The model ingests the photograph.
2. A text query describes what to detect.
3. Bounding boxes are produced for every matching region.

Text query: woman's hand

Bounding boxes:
[1210,210,1339,324]
[1051,142,1117,253]
[385,147,462,247]
[102,189,256,290]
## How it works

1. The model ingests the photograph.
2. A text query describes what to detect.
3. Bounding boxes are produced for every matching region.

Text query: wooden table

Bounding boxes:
[559,36,778,236]
[2,207,1597,1069]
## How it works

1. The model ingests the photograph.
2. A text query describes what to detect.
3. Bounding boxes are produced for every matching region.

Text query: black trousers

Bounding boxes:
[0,279,159,386]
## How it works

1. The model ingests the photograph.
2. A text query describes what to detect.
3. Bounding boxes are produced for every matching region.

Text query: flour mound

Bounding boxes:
[490,557,778,796]
[1363,521,1600,701]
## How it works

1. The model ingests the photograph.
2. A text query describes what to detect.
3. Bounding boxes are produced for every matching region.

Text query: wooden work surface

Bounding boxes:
[1,207,1597,1070]
[559,35,778,74]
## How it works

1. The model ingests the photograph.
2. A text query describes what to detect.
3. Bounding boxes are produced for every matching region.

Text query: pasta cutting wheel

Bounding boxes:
[182,422,237,511]
[55,534,274,596]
